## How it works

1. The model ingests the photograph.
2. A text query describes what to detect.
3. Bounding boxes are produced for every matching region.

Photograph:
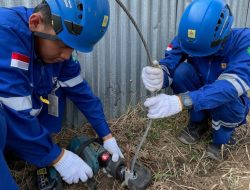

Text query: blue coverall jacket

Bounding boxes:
[160,29,250,144]
[0,7,111,168]
[0,106,19,190]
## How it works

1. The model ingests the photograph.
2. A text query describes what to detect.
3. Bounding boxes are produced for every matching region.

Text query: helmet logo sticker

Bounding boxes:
[63,0,72,8]
[188,29,196,39]
[102,16,109,27]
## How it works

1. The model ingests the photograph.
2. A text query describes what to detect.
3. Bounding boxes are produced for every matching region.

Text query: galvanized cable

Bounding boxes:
[114,0,153,66]
[113,0,156,173]
[130,119,153,173]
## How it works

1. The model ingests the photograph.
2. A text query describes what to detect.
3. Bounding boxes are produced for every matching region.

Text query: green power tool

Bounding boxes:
[37,135,152,190]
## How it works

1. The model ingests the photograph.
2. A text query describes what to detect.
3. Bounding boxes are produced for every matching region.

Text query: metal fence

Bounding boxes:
[1,0,250,127]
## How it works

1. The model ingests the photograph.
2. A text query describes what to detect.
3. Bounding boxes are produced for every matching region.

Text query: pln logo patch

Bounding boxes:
[188,29,196,39]
[72,50,79,63]
[247,46,250,55]
[221,63,227,69]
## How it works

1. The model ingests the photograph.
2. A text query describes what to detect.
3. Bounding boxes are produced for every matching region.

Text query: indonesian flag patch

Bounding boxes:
[11,52,30,70]
[166,44,173,51]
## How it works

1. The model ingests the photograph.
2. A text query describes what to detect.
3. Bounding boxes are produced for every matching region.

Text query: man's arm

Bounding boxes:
[159,36,188,88]
[58,57,124,161]
[188,34,250,111]
[0,25,61,167]
[58,58,111,138]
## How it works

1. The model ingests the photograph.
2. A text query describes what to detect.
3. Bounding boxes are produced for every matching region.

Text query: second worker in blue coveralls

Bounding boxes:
[142,0,250,161]
[0,0,124,188]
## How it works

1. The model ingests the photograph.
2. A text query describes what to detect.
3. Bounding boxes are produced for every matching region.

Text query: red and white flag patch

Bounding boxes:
[166,44,173,51]
[11,52,30,70]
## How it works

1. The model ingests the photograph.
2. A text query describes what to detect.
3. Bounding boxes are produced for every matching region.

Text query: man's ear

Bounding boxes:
[29,13,45,32]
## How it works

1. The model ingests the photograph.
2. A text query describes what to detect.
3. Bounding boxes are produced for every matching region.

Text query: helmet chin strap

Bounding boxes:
[33,31,61,41]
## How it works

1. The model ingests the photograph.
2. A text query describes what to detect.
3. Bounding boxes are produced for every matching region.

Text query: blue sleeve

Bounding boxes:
[159,36,188,88]
[0,107,19,190]
[189,33,250,111]
[58,58,111,138]
[0,25,61,167]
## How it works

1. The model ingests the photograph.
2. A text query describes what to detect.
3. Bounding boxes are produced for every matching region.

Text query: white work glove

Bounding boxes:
[144,94,182,119]
[141,66,164,92]
[54,149,93,184]
[103,137,124,162]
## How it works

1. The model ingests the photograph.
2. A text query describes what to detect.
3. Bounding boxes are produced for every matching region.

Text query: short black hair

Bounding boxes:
[33,1,52,27]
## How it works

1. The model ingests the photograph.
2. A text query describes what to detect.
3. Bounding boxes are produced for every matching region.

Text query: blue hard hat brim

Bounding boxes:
[180,43,222,57]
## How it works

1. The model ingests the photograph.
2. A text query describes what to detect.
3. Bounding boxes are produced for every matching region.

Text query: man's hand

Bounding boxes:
[103,137,124,162]
[53,149,93,184]
[144,94,183,119]
[141,66,163,92]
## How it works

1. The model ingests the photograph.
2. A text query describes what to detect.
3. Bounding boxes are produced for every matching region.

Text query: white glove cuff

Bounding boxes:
[54,149,71,171]
[170,96,183,113]
[104,137,117,149]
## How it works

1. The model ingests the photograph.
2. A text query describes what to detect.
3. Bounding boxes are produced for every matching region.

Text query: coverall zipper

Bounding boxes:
[206,59,212,83]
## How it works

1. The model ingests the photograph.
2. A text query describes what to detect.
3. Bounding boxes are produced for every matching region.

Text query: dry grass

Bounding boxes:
[10,103,250,190]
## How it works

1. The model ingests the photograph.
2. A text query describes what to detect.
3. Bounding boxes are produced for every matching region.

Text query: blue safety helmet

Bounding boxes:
[178,0,233,57]
[45,0,110,52]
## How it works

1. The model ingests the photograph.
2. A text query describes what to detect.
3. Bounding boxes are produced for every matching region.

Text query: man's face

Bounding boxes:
[29,13,74,64]
[35,33,74,64]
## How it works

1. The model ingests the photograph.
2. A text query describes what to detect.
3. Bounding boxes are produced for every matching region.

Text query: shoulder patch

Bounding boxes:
[221,63,227,69]
[11,52,30,70]
[166,44,173,51]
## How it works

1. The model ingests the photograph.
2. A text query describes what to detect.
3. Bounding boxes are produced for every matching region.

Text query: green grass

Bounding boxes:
[153,172,177,181]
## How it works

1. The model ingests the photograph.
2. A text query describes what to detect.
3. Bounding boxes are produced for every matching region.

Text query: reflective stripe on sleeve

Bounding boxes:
[58,75,83,87]
[30,107,42,116]
[0,96,32,111]
[218,73,249,96]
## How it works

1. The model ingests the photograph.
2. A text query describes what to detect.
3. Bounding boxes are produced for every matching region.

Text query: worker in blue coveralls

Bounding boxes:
[0,0,124,188]
[142,0,250,161]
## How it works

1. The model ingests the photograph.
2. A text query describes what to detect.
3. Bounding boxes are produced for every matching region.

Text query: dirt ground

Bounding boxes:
[11,104,250,190]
